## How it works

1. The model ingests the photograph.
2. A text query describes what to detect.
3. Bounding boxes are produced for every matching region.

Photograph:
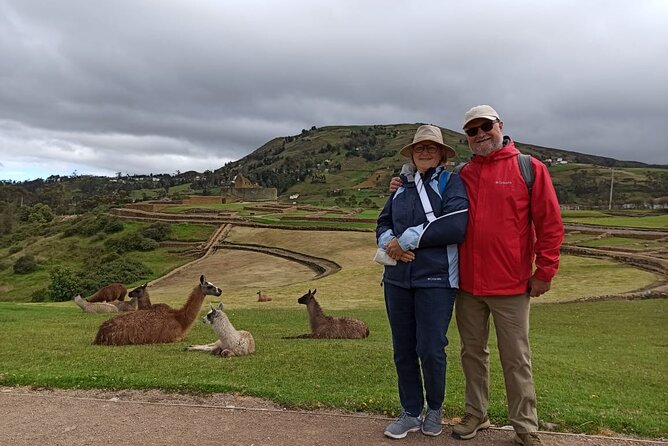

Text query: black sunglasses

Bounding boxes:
[464,120,498,137]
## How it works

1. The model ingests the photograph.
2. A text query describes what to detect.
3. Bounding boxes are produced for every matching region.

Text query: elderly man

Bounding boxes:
[451,105,564,446]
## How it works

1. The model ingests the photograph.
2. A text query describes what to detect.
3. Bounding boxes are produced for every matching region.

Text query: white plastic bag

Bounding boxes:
[373,248,397,266]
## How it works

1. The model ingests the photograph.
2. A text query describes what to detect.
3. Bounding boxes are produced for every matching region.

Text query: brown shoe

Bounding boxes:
[451,413,491,440]
[514,432,543,445]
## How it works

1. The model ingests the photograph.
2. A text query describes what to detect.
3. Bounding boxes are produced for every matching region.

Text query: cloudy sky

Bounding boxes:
[1,0,666,181]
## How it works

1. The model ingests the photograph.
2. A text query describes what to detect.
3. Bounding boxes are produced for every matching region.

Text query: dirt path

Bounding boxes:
[2,387,664,446]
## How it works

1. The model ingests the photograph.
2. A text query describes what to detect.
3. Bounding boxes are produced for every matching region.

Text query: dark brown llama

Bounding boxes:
[128,283,170,311]
[94,275,222,345]
[294,289,369,339]
[87,283,127,302]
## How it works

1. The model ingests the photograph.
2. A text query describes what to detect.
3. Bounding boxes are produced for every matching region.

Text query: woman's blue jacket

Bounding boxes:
[376,166,469,289]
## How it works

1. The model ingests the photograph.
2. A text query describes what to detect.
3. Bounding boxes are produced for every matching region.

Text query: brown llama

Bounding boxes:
[93,275,222,345]
[73,295,119,313]
[293,289,369,339]
[128,283,170,311]
[87,283,127,302]
[256,290,272,302]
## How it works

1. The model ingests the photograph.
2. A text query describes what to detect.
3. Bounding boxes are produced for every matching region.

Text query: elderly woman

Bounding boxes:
[376,124,469,439]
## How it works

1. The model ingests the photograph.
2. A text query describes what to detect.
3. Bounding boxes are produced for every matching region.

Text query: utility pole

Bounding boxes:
[608,167,614,210]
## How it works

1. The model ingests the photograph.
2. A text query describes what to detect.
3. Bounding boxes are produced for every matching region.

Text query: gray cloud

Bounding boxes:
[1,0,666,181]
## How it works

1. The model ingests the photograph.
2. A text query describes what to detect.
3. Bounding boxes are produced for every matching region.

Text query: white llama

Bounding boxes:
[187,303,255,357]
[73,295,119,313]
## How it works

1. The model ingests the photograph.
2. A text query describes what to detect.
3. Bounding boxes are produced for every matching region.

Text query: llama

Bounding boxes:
[187,303,255,357]
[93,275,222,345]
[109,296,139,312]
[73,295,119,313]
[128,283,170,311]
[256,290,272,302]
[294,289,369,339]
[86,283,127,302]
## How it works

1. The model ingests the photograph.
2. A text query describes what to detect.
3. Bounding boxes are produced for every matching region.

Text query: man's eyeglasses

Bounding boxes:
[413,144,440,154]
[464,120,498,137]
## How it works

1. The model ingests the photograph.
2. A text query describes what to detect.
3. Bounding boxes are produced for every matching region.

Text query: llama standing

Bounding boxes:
[74,295,119,313]
[187,303,255,357]
[294,289,369,339]
[87,283,127,302]
[256,290,272,302]
[94,275,222,345]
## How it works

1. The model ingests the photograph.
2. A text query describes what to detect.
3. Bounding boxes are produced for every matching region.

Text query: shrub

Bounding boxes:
[79,258,152,295]
[140,222,172,242]
[30,288,48,302]
[44,267,81,302]
[103,219,124,234]
[18,204,54,224]
[104,232,158,253]
[13,255,37,274]
[8,245,22,254]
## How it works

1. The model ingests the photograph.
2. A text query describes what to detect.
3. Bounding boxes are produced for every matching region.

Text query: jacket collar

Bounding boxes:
[469,137,519,164]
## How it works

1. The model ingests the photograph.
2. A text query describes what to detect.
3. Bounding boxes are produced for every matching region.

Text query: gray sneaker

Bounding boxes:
[514,432,543,445]
[384,411,423,439]
[421,407,443,436]
[451,413,491,440]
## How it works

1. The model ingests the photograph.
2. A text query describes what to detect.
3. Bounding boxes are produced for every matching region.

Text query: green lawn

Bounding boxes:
[562,211,668,229]
[0,299,665,438]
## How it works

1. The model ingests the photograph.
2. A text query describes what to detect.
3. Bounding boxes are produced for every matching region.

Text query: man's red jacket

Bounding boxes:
[458,139,564,296]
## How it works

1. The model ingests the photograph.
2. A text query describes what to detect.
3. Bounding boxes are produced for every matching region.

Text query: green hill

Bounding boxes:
[213,124,668,208]
[1,124,667,210]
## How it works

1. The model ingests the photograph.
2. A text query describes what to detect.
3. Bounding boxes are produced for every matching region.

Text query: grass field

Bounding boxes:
[1,208,666,438]
[561,210,668,229]
[1,226,666,438]
[0,299,665,438]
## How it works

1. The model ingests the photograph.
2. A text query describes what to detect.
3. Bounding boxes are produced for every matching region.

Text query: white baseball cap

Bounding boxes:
[463,105,501,128]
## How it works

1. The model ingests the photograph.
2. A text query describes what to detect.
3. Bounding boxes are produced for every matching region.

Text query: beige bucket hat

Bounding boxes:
[399,124,456,159]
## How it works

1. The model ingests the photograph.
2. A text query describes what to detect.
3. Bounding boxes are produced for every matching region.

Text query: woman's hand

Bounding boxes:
[389,177,402,193]
[385,238,415,262]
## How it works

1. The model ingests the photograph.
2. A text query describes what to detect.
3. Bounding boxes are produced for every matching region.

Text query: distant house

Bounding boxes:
[220,173,277,202]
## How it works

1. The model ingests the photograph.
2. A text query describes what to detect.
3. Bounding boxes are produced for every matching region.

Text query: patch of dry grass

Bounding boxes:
[148,227,659,309]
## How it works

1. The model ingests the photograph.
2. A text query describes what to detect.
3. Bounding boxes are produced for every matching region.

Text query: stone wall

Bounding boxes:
[185,196,223,205]
[220,186,277,202]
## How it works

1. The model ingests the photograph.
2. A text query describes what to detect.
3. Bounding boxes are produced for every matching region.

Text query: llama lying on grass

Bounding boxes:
[109,296,139,312]
[74,295,119,313]
[128,283,170,311]
[87,283,127,302]
[256,290,272,302]
[187,303,255,357]
[291,289,369,339]
[94,275,222,345]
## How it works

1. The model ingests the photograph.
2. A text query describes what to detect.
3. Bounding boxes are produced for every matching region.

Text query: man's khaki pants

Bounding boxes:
[455,291,538,434]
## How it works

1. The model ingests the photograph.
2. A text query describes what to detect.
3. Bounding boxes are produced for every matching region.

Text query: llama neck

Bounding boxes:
[137,292,152,309]
[74,296,86,309]
[175,285,206,329]
[307,299,326,331]
[213,313,241,343]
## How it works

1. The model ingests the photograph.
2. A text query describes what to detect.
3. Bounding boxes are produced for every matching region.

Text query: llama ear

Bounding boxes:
[209,304,214,311]
[312,289,317,295]
[218,302,224,310]
[143,283,148,288]
[200,275,205,285]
